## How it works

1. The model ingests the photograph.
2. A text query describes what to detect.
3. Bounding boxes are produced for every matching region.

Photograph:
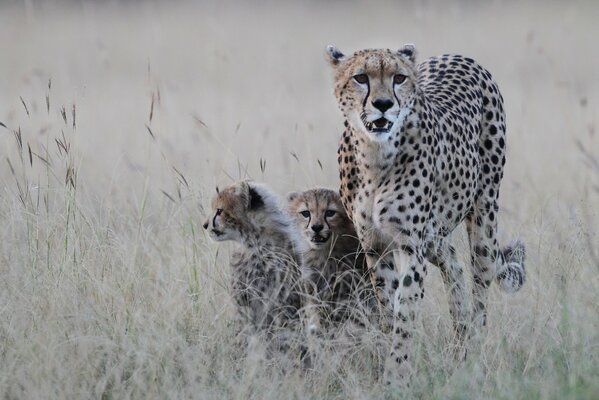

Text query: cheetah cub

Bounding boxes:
[287,188,376,335]
[202,181,304,342]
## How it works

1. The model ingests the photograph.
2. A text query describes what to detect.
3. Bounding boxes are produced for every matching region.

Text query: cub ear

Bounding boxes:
[247,186,264,210]
[326,45,346,66]
[398,43,417,64]
[287,192,300,202]
[234,181,251,207]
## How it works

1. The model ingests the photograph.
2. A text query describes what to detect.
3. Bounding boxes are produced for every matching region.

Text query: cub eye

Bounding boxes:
[324,210,336,218]
[300,210,311,218]
[216,208,223,216]
[353,74,368,84]
[393,74,407,85]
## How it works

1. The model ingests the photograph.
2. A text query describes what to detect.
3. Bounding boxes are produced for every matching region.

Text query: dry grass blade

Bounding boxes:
[72,104,76,130]
[60,106,67,125]
[145,124,156,140]
[6,157,28,207]
[65,163,77,189]
[149,94,155,123]
[317,159,323,171]
[46,79,52,114]
[172,166,189,188]
[28,143,33,167]
[161,190,176,203]
[260,158,266,173]
[193,114,208,129]
[19,96,30,117]
[0,121,7,129]
[575,140,599,171]
[6,157,15,176]
[40,143,53,165]
[55,130,71,156]
[33,151,51,167]
[13,128,23,153]
[290,152,300,162]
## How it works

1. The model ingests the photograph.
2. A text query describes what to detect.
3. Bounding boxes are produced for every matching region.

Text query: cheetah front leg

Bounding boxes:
[380,243,427,386]
[301,268,324,336]
[365,252,396,333]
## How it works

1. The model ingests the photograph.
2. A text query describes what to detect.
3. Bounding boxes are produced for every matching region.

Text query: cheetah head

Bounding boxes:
[202,181,264,242]
[326,44,418,142]
[287,188,355,250]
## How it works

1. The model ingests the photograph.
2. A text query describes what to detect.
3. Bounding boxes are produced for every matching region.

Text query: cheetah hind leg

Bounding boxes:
[426,237,469,358]
[466,205,526,334]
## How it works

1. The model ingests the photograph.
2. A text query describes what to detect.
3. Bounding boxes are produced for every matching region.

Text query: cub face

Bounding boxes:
[288,188,355,250]
[326,44,418,143]
[202,181,263,242]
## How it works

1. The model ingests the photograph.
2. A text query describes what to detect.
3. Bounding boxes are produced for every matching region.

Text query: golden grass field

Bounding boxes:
[1,1,598,398]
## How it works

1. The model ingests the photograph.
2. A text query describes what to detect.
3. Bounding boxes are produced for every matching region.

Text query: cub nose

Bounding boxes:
[202,222,209,230]
[372,98,393,113]
[311,224,324,233]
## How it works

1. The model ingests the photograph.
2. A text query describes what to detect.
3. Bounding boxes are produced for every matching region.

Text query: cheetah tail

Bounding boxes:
[496,239,526,293]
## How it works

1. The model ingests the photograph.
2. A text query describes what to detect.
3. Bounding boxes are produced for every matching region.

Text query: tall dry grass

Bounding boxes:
[0,1,598,399]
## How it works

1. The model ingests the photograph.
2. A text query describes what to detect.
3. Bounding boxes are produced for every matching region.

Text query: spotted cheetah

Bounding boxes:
[202,181,304,351]
[326,44,526,384]
[287,188,377,336]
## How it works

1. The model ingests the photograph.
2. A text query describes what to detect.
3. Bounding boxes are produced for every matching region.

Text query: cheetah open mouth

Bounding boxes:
[362,116,394,134]
[311,234,330,244]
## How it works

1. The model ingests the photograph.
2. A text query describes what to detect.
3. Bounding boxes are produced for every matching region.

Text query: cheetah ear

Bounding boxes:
[326,45,346,66]
[235,181,251,206]
[287,192,300,202]
[398,44,417,64]
[247,185,264,210]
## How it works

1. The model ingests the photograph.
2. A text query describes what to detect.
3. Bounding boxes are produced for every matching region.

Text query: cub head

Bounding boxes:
[202,181,264,242]
[287,188,355,250]
[326,44,418,142]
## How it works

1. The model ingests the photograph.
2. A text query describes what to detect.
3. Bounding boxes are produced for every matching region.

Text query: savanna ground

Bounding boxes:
[1,1,598,398]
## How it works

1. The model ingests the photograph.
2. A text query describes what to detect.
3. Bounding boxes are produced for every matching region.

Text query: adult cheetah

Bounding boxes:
[326,44,526,384]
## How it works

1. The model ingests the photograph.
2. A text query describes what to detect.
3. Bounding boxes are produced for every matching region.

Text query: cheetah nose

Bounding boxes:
[202,222,209,230]
[311,224,324,233]
[372,98,393,113]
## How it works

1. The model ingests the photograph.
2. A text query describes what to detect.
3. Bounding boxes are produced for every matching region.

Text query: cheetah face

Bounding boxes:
[288,188,356,250]
[202,182,262,243]
[203,204,240,242]
[326,45,418,142]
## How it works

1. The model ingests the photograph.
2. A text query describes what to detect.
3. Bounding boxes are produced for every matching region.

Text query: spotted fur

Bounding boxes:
[202,181,304,350]
[287,188,377,335]
[326,45,526,384]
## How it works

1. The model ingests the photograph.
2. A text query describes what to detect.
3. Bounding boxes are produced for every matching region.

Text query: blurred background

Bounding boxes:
[1,0,598,205]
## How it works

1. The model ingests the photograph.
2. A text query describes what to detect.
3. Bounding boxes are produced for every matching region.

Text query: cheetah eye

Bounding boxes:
[393,74,407,85]
[300,210,311,218]
[353,74,369,85]
[324,210,336,218]
[216,208,223,216]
